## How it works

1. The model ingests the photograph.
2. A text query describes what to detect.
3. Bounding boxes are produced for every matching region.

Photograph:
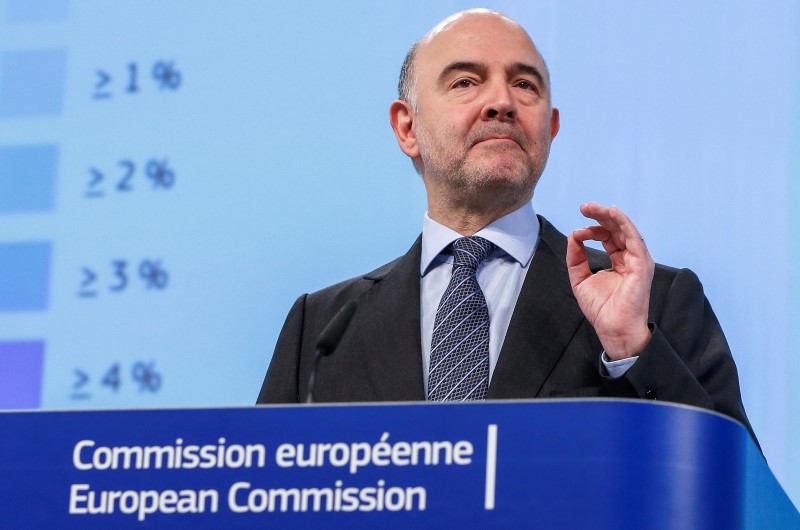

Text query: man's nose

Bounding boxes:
[481,82,516,121]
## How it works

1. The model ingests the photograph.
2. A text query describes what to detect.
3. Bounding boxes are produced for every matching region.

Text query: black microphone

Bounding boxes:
[305,300,358,403]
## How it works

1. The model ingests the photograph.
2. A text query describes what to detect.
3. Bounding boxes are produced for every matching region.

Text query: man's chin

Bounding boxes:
[458,166,535,201]
[466,159,535,187]
[467,147,531,171]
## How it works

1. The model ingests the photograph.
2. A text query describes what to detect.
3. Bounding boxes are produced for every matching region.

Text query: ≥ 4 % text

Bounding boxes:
[71,361,163,400]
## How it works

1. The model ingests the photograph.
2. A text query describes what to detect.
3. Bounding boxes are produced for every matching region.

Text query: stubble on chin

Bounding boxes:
[426,143,546,213]
[414,115,551,214]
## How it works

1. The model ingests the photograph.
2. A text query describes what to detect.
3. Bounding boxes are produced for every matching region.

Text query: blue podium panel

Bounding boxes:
[0,400,795,529]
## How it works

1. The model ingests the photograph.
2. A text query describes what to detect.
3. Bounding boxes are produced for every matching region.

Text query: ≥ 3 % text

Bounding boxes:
[79,259,169,298]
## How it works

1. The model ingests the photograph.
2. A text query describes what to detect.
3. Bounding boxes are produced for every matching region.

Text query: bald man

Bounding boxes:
[257,9,755,442]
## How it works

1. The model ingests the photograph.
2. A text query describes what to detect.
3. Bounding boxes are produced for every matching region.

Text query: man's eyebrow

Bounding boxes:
[436,60,547,91]
[510,62,546,90]
[437,61,487,85]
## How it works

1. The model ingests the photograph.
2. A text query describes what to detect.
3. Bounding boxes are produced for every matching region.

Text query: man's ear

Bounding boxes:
[550,107,560,142]
[390,100,419,159]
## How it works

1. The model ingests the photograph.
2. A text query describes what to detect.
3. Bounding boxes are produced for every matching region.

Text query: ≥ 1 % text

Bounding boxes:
[93,60,182,99]
[79,259,169,298]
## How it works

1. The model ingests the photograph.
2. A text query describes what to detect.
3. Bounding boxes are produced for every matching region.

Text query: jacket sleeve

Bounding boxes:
[601,267,758,445]
[256,294,307,404]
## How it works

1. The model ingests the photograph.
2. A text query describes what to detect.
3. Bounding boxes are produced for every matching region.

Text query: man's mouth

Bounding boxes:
[473,135,521,148]
[477,135,516,144]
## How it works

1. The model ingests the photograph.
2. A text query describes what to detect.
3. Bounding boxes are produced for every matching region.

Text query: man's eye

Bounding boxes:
[452,79,475,89]
[516,80,538,92]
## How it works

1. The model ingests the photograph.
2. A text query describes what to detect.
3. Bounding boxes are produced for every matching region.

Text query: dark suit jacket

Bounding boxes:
[258,216,756,442]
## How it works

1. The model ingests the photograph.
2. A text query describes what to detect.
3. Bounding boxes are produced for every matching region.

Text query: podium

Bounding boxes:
[0,400,797,529]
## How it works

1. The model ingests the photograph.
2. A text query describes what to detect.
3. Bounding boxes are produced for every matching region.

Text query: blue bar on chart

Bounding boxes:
[5,0,70,24]
[0,341,44,409]
[0,242,51,312]
[0,49,67,118]
[0,144,58,214]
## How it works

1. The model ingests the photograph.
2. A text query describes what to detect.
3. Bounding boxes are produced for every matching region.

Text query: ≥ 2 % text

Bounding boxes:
[86,158,176,198]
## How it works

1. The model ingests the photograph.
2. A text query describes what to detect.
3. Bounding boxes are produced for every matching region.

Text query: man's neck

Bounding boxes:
[426,195,530,236]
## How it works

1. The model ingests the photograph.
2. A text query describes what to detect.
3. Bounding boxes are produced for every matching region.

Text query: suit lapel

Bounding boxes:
[350,237,425,400]
[487,218,588,399]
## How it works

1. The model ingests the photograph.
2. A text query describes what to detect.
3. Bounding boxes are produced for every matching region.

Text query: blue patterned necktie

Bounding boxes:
[428,236,495,401]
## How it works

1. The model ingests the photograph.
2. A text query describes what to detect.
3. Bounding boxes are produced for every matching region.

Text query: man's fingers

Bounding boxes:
[580,202,620,232]
[571,225,621,256]
[565,233,592,288]
[607,206,646,246]
[580,203,647,254]
[571,225,613,244]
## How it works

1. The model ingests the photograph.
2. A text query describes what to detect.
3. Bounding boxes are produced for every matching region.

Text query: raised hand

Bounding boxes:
[566,203,654,360]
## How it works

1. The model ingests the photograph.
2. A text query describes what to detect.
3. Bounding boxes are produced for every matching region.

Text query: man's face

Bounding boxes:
[410,14,559,207]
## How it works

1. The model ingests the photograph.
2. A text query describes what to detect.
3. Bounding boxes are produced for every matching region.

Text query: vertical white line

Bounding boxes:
[484,424,498,510]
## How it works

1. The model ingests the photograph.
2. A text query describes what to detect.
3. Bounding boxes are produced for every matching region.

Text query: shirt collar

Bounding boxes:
[420,202,540,276]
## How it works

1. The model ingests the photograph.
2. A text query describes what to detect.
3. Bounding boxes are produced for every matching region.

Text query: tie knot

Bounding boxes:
[451,236,495,270]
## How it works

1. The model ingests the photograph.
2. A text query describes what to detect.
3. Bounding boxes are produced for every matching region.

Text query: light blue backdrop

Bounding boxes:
[0,0,797,506]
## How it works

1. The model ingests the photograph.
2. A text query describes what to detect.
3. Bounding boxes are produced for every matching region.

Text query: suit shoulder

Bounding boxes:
[304,266,382,308]
[304,242,417,309]
[650,263,705,305]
